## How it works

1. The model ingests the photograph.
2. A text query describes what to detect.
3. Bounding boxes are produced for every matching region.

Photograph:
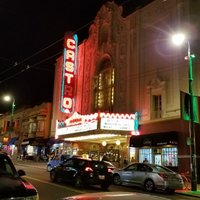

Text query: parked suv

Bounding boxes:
[49,157,113,189]
[0,152,39,199]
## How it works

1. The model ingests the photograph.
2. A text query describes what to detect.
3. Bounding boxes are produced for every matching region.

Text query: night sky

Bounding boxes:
[0,0,153,113]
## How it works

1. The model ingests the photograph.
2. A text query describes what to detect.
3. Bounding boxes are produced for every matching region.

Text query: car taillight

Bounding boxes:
[158,173,168,179]
[22,181,36,190]
[85,166,93,172]
[108,168,113,173]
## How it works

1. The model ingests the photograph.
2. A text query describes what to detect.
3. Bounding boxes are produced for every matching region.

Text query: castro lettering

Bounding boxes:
[61,34,78,113]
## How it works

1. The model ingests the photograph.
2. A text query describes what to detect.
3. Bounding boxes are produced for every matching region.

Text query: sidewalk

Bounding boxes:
[14,159,47,170]
[14,160,200,198]
[176,186,200,198]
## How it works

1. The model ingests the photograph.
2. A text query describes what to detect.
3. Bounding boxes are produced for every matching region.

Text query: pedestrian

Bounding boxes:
[123,157,128,167]
[143,158,149,163]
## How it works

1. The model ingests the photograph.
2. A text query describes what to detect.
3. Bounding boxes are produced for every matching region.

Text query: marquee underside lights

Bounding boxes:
[60,33,78,114]
[63,133,119,141]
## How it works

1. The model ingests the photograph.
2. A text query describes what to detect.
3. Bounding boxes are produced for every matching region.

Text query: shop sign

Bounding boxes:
[60,33,78,114]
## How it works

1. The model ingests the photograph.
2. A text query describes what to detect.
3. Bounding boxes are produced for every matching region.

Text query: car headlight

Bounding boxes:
[25,194,39,200]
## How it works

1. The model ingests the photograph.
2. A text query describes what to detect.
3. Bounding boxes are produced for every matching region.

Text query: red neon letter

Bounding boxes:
[67,39,75,49]
[65,61,74,72]
[63,97,72,109]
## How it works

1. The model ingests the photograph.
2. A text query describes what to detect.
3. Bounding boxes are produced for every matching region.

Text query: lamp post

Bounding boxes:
[3,95,15,131]
[172,33,197,191]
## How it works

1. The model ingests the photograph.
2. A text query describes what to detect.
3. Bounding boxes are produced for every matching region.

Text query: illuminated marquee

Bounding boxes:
[56,112,139,137]
[56,112,98,136]
[100,112,136,131]
[60,33,78,113]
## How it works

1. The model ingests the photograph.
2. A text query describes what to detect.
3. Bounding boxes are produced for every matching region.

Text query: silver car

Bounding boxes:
[113,163,183,194]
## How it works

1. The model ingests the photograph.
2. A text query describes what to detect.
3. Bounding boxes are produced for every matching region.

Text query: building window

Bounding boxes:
[139,148,152,163]
[152,95,162,119]
[93,59,114,112]
[162,147,178,167]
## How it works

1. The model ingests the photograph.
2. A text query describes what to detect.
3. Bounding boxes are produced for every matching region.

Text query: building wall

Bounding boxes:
[51,0,200,173]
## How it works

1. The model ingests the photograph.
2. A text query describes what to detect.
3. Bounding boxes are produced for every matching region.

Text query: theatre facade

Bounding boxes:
[50,0,200,174]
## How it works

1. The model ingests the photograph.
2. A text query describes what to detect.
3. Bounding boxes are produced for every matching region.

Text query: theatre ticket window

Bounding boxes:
[139,148,152,163]
[162,147,178,167]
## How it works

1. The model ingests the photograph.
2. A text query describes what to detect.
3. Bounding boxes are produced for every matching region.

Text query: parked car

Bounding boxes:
[0,152,39,199]
[59,191,170,200]
[103,161,117,173]
[47,155,64,171]
[113,162,183,194]
[49,157,113,189]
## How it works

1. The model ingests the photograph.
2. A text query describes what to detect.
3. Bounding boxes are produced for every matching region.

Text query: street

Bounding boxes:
[16,162,198,200]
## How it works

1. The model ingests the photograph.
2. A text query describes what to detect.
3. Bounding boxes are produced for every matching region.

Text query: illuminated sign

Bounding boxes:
[60,33,78,113]
[56,112,98,136]
[100,112,136,131]
[56,112,138,137]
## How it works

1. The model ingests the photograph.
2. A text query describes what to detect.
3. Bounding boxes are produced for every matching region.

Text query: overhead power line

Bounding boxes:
[0,0,149,84]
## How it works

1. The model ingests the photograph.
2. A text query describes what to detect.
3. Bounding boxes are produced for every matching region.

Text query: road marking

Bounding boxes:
[25,176,85,194]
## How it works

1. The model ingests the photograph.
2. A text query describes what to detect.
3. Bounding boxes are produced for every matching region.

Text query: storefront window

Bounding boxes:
[162,147,178,167]
[139,148,152,163]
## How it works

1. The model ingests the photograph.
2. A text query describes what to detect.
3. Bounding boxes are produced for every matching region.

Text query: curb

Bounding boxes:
[176,191,200,198]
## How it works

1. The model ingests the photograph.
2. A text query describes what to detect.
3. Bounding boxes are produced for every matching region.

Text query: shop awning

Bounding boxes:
[130,131,178,147]
[46,138,64,146]
[21,138,35,146]
[8,137,18,146]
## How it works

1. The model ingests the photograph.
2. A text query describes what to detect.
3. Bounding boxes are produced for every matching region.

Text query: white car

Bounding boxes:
[113,163,183,194]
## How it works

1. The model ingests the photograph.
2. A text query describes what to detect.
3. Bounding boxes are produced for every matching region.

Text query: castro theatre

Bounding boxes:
[50,32,139,167]
[50,1,200,178]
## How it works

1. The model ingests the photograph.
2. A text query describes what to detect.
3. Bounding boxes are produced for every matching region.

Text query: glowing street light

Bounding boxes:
[3,95,15,133]
[172,33,197,191]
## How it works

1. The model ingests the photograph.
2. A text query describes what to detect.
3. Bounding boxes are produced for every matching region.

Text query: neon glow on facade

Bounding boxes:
[60,33,78,114]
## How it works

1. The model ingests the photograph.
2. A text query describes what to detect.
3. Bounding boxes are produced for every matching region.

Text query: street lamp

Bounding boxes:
[3,95,15,131]
[172,33,197,191]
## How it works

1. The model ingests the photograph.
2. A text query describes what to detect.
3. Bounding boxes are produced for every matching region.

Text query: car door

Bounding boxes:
[61,159,76,182]
[120,164,138,185]
[132,163,151,186]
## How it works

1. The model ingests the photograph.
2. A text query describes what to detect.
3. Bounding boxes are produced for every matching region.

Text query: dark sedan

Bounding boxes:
[50,157,113,189]
[0,152,39,199]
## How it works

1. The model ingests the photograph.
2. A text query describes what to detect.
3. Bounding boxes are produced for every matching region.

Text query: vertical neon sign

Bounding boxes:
[60,33,78,113]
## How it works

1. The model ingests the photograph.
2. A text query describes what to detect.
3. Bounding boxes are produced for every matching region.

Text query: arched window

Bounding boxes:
[93,59,114,112]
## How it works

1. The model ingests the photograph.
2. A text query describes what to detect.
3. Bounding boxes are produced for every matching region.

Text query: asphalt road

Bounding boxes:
[15,163,198,200]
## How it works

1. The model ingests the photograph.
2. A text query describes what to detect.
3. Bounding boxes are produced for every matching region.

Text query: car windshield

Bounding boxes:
[0,156,17,176]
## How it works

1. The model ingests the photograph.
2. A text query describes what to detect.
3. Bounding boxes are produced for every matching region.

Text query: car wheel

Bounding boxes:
[101,182,110,190]
[50,171,57,182]
[144,179,155,192]
[113,174,122,185]
[74,176,83,188]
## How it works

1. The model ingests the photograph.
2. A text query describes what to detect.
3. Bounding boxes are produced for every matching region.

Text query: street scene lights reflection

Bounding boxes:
[172,33,197,191]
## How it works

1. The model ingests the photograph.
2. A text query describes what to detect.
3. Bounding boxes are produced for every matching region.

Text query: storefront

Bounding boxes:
[130,131,179,171]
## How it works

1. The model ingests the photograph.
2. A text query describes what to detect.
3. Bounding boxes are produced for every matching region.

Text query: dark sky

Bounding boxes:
[0,0,153,113]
